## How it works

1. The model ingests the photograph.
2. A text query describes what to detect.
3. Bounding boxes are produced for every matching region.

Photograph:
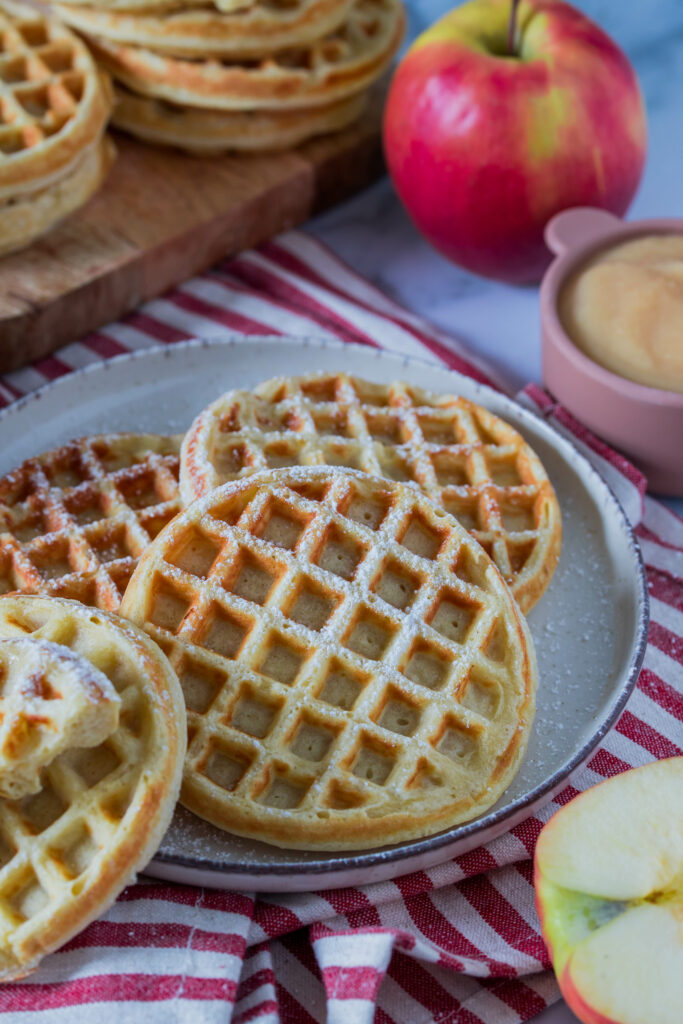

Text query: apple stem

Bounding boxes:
[507,0,520,55]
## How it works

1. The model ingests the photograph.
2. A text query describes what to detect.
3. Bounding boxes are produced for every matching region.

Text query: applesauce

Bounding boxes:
[559,234,683,393]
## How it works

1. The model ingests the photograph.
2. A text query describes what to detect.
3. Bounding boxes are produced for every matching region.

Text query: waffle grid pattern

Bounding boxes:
[0,435,181,613]
[123,468,535,850]
[181,373,561,612]
[0,597,183,980]
[0,3,111,200]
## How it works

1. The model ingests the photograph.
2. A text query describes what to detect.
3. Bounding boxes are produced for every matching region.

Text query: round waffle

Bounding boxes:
[111,84,365,153]
[56,0,356,59]
[0,136,114,257]
[0,2,113,202]
[0,433,182,613]
[180,373,562,613]
[60,0,255,12]
[87,0,405,110]
[0,595,186,981]
[0,637,120,801]
[120,466,537,851]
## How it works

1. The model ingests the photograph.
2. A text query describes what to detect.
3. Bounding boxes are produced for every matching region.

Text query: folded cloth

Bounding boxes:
[0,232,680,1024]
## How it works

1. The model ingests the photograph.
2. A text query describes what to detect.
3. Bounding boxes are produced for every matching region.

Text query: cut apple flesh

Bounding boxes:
[535,758,683,1024]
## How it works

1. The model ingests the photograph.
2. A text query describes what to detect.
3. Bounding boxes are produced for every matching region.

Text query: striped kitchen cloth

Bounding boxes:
[0,232,680,1024]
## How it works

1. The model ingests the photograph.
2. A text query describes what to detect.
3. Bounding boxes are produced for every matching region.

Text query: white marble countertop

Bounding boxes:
[310,1,683,1019]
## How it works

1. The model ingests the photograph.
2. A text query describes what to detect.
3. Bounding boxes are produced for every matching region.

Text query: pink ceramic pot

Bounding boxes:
[540,207,683,495]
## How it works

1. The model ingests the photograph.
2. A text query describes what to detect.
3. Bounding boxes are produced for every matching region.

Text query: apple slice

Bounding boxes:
[534,757,683,1024]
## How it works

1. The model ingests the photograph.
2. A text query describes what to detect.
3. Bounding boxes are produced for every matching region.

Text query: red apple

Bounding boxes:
[534,758,683,1024]
[383,0,647,283]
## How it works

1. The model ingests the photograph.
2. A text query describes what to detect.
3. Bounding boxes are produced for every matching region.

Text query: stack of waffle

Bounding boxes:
[53,0,406,154]
[0,2,114,256]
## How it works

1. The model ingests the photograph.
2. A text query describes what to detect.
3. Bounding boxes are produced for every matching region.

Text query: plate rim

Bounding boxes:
[0,335,650,877]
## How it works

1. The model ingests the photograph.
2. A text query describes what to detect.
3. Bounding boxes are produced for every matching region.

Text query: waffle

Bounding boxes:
[0,434,182,613]
[0,637,120,800]
[111,84,365,153]
[60,0,256,12]
[0,1,113,202]
[0,595,185,981]
[87,0,405,111]
[56,0,356,59]
[180,374,562,613]
[0,135,114,257]
[120,466,537,851]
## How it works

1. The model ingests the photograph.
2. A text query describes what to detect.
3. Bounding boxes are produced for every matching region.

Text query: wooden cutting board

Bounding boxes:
[0,94,385,374]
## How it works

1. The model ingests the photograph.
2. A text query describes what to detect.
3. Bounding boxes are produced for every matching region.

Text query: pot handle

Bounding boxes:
[545,208,622,256]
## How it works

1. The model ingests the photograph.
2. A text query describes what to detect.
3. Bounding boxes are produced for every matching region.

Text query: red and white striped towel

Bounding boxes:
[0,232,680,1024]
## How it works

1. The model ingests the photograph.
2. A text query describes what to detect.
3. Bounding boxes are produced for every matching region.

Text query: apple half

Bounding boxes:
[534,757,683,1024]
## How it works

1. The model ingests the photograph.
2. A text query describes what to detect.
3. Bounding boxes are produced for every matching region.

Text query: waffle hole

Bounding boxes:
[429,594,477,644]
[290,720,335,762]
[436,723,478,765]
[8,870,49,922]
[487,456,522,487]
[200,606,250,660]
[230,691,280,739]
[372,561,419,611]
[500,501,536,533]
[169,528,221,578]
[263,442,303,469]
[52,823,96,878]
[260,503,306,550]
[377,697,420,737]
[231,553,277,605]
[418,416,455,444]
[324,782,365,810]
[442,497,479,532]
[507,540,536,574]
[344,609,395,661]
[149,579,190,633]
[345,492,389,531]
[19,783,67,833]
[402,640,450,691]
[316,525,365,581]
[260,776,308,810]
[39,46,74,73]
[377,450,413,483]
[64,743,121,788]
[311,410,348,436]
[400,513,445,559]
[204,745,249,792]
[351,744,394,786]
[258,636,306,686]
[366,412,401,444]
[0,833,16,869]
[177,659,225,713]
[317,663,364,709]
[483,620,508,663]
[431,452,469,486]
[461,676,500,720]
[321,442,362,470]
[28,537,77,581]
[286,580,338,631]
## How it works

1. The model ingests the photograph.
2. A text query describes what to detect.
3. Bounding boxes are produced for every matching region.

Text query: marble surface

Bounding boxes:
[308,1,683,1019]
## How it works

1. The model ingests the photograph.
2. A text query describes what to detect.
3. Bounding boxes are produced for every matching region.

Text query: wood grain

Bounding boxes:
[0,95,384,372]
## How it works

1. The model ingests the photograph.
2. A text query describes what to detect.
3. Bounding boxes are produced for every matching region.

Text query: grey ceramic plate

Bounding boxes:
[0,338,648,892]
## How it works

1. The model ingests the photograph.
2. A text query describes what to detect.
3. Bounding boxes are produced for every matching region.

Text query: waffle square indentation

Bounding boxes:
[169,527,221,579]
[257,634,307,686]
[344,607,395,661]
[351,742,394,786]
[203,744,250,792]
[429,592,478,644]
[317,661,365,710]
[315,525,365,581]
[372,560,419,611]
[402,639,451,691]
[285,579,338,632]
